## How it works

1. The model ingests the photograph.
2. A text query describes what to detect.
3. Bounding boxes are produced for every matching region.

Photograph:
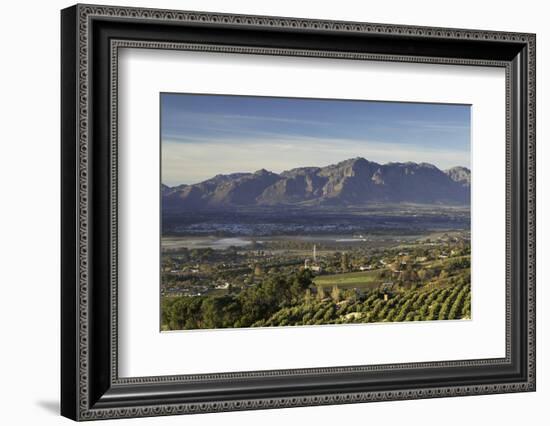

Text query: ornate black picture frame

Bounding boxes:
[61,4,536,421]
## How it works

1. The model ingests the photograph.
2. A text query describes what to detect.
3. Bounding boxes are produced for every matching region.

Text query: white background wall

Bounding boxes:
[0,0,546,424]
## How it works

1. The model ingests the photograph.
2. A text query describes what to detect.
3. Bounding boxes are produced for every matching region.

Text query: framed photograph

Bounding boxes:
[61,4,536,421]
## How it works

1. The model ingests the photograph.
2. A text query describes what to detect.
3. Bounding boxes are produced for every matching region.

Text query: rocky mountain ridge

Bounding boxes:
[163,157,471,210]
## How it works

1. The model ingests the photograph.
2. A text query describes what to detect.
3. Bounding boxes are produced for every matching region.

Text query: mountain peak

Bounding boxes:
[418,162,438,169]
[446,166,470,173]
[254,168,274,176]
[337,157,371,167]
[445,166,471,186]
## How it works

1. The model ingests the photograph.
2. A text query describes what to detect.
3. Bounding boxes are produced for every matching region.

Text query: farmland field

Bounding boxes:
[314,270,380,290]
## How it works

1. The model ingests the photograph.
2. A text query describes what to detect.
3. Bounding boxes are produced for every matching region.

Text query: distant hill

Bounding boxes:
[162,157,470,211]
[445,166,471,187]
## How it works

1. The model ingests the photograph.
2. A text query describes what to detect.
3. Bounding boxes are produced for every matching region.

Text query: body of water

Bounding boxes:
[161,233,427,250]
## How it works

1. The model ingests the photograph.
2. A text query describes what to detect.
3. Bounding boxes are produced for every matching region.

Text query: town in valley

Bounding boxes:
[161,202,471,330]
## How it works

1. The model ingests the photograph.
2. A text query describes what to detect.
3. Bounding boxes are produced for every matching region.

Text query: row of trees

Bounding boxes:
[161,269,471,330]
[254,278,471,327]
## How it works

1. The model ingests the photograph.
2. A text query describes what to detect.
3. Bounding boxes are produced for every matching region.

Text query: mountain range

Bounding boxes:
[162,157,470,211]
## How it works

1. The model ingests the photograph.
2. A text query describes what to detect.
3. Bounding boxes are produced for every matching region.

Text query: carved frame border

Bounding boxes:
[63,3,535,421]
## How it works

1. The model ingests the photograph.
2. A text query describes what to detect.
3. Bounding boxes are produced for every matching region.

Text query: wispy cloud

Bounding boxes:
[397,119,470,132]
[162,110,331,140]
[202,112,330,127]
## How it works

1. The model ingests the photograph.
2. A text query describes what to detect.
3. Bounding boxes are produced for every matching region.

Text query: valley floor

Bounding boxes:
[161,228,471,330]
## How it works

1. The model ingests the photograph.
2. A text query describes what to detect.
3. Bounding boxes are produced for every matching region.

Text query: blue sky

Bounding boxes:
[161,93,470,186]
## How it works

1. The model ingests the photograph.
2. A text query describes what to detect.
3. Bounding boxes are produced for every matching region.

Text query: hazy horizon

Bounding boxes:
[161,157,470,188]
[161,93,471,187]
